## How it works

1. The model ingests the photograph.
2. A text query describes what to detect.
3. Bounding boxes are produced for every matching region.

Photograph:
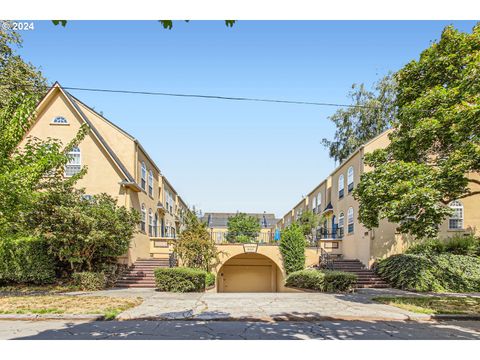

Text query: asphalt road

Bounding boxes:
[1,320,480,340]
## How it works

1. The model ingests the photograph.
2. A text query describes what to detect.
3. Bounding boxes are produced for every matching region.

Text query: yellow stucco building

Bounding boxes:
[22,83,190,265]
[278,130,480,267]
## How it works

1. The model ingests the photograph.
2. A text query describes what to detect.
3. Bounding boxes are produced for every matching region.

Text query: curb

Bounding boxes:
[0,314,105,321]
[431,314,480,321]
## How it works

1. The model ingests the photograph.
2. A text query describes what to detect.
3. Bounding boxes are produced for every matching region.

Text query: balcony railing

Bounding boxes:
[316,227,344,240]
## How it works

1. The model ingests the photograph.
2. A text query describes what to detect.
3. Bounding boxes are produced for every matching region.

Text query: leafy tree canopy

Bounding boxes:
[26,185,140,272]
[279,223,306,274]
[52,20,236,30]
[322,74,396,163]
[174,212,221,271]
[354,24,480,238]
[0,23,47,114]
[296,209,319,239]
[226,212,261,243]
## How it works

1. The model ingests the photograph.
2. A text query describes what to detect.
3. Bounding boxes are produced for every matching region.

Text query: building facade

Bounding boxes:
[21,83,189,264]
[278,130,480,267]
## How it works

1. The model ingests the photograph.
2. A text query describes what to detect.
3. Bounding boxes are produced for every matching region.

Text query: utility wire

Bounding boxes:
[1,83,387,110]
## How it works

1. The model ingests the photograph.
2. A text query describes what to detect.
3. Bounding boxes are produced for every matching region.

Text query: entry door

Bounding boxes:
[221,265,273,292]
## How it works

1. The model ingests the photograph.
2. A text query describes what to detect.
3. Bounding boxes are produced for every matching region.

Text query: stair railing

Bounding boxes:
[319,247,334,270]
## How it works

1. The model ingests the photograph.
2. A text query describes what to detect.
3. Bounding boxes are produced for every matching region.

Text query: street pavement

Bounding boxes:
[68,288,436,322]
[1,319,479,340]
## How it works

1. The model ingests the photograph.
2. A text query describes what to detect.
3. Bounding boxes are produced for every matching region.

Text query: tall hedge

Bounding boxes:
[280,223,306,274]
[376,253,480,292]
[0,236,56,284]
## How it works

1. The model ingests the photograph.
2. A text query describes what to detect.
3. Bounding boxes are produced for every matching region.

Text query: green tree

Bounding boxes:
[174,212,221,271]
[0,23,47,114]
[279,223,306,274]
[0,91,88,237]
[52,20,236,30]
[296,209,319,243]
[322,74,396,163]
[27,185,140,272]
[226,213,261,243]
[354,24,480,238]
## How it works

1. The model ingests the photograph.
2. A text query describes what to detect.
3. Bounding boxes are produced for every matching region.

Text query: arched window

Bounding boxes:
[449,200,464,230]
[140,162,146,190]
[148,209,153,236]
[65,146,81,177]
[148,170,154,197]
[338,212,345,229]
[338,174,345,199]
[347,207,354,234]
[140,204,146,232]
[347,166,354,193]
[52,116,68,124]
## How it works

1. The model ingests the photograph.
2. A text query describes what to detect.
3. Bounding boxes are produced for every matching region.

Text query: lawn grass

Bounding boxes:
[0,284,82,294]
[373,296,480,315]
[0,295,142,319]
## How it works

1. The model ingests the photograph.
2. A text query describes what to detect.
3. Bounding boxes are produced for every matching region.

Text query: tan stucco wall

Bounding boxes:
[214,244,320,292]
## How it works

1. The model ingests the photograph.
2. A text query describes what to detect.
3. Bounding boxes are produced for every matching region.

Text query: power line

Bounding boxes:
[1,83,383,110]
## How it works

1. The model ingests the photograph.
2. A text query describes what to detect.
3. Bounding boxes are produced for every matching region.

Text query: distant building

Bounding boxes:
[200,212,279,243]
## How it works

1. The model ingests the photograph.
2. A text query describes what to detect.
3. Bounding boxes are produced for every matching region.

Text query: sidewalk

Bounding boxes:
[71,288,434,322]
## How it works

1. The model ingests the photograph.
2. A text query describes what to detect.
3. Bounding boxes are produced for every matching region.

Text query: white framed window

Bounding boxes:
[148,170,154,197]
[347,207,354,234]
[65,146,81,177]
[148,209,153,236]
[317,192,322,212]
[52,116,68,124]
[140,162,146,190]
[140,204,146,232]
[338,174,345,199]
[448,200,464,230]
[338,212,345,229]
[312,196,317,211]
[347,166,354,193]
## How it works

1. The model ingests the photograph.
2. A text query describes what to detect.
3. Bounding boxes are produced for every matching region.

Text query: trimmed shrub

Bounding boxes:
[0,236,56,285]
[280,223,306,274]
[154,267,207,292]
[285,269,357,292]
[205,272,216,288]
[322,270,358,292]
[286,269,325,291]
[72,272,107,291]
[376,253,480,292]
[406,235,480,256]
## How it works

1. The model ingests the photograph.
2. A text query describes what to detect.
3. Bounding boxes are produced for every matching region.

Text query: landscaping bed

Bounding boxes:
[373,296,480,315]
[0,295,142,320]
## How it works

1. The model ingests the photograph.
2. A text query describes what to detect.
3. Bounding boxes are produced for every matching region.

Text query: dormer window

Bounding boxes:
[52,116,68,124]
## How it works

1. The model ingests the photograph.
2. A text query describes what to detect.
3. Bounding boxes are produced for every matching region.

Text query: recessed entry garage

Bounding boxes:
[217,253,282,293]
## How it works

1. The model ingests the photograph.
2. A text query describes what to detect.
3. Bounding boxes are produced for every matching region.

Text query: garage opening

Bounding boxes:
[217,253,282,293]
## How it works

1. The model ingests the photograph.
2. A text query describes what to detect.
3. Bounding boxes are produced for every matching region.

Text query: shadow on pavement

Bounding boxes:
[11,319,480,340]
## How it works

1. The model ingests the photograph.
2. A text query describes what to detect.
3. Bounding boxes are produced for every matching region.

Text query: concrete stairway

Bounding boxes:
[331,259,389,289]
[116,258,170,288]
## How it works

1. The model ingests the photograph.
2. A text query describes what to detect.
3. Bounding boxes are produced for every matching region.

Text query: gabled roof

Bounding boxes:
[37,83,136,184]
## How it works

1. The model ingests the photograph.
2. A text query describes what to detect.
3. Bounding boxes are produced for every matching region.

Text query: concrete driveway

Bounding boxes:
[69,288,432,322]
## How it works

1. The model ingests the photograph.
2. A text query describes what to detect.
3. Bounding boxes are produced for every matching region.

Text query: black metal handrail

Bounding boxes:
[316,227,344,240]
[319,247,334,270]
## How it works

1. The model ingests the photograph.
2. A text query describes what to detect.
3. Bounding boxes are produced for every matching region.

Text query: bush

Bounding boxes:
[285,269,357,292]
[286,269,325,291]
[0,236,56,285]
[322,270,358,292]
[376,253,480,292]
[406,235,480,256]
[205,272,216,288]
[72,272,107,291]
[280,223,306,274]
[154,267,207,292]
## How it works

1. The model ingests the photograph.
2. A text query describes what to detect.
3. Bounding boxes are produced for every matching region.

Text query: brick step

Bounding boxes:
[119,275,155,280]
[116,284,156,288]
[116,280,156,285]
[356,284,390,288]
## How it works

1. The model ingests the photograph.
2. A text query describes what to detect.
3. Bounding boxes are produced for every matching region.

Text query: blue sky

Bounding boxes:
[18,20,478,217]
